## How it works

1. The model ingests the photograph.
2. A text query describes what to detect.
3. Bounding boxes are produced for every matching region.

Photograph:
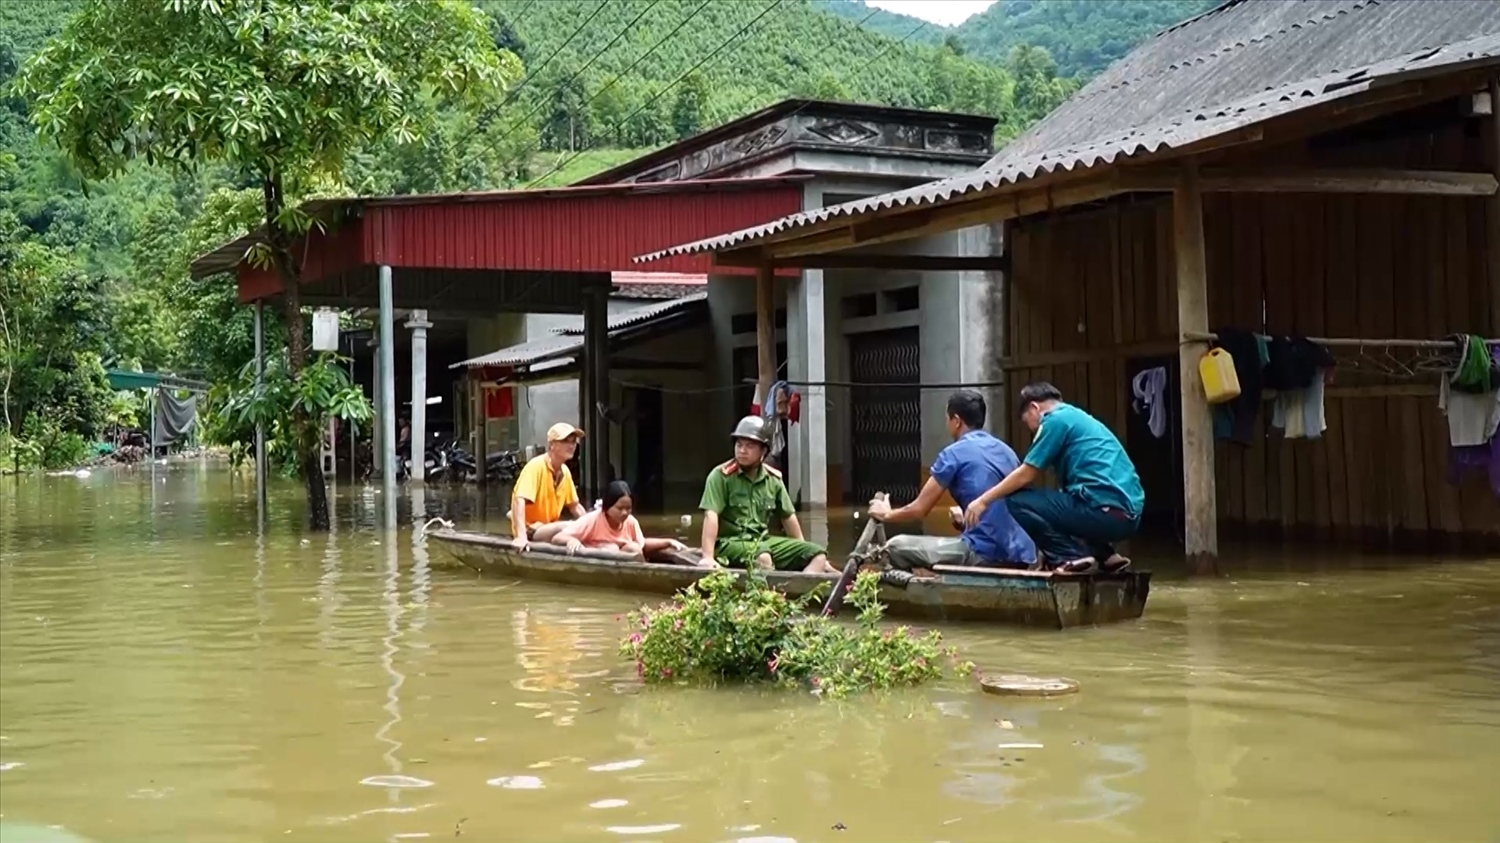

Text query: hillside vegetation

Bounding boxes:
[0,0,1210,468]
[818,0,1220,77]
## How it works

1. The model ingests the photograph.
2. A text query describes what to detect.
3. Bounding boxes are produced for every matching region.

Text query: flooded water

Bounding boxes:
[2,463,1498,843]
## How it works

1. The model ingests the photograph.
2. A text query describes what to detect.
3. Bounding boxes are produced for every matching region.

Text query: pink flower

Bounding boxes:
[660,667,673,678]
[629,632,642,644]
[767,656,780,673]
[811,676,821,687]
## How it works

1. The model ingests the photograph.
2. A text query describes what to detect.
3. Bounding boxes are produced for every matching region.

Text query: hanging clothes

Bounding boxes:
[1263,336,1335,391]
[1438,349,1500,448]
[1131,366,1168,439]
[1447,334,1500,395]
[1448,436,1500,499]
[1271,367,1329,439]
[1210,328,1268,444]
[152,389,198,447]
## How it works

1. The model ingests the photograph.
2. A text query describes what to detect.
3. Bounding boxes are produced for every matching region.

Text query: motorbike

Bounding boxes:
[444,441,520,483]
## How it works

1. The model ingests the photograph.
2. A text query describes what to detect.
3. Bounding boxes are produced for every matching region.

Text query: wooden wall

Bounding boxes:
[1002,120,1500,548]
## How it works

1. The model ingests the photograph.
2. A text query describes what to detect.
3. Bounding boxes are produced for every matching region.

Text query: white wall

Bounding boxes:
[513,299,667,455]
[707,236,1005,505]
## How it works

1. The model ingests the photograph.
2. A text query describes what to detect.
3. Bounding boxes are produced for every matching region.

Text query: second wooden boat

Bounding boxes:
[426,528,1151,629]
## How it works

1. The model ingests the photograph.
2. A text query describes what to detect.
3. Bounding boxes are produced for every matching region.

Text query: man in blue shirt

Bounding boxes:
[867,390,1037,568]
[964,382,1144,573]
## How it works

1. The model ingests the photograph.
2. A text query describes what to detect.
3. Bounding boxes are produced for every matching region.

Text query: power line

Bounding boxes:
[474,0,666,163]
[476,0,611,133]
[524,0,787,188]
[496,0,710,175]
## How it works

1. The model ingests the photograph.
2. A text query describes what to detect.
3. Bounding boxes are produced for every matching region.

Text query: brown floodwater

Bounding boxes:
[2,463,1498,843]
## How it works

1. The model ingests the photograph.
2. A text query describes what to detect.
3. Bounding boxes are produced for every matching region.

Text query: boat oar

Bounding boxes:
[820,492,887,617]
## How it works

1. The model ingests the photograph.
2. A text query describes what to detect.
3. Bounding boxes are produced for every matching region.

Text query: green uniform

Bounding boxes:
[699,460,825,570]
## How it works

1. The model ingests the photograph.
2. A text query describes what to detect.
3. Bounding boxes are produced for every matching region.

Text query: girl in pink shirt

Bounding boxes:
[554,481,648,557]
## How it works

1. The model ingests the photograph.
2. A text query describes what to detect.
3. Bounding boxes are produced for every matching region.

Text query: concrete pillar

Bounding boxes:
[405,309,432,481]
[787,270,828,506]
[581,283,611,500]
[369,334,382,475]
[253,300,267,515]
[918,224,1004,462]
[378,265,397,523]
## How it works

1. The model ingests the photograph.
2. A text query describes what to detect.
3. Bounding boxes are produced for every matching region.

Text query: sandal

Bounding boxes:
[879,569,914,588]
[1056,557,1099,574]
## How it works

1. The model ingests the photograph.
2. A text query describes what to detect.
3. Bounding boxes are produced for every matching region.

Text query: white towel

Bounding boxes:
[1271,368,1327,439]
[1131,366,1168,438]
[1439,378,1500,447]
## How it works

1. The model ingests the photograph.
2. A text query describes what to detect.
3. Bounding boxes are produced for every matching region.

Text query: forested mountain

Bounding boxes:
[952,0,1219,77]
[816,0,1221,78]
[475,0,1072,152]
[1,0,1210,468]
[810,0,942,43]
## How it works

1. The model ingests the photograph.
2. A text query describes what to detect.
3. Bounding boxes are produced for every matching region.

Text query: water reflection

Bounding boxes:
[1,468,1499,843]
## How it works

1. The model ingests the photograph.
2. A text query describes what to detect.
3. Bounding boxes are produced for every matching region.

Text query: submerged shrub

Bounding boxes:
[619,570,974,699]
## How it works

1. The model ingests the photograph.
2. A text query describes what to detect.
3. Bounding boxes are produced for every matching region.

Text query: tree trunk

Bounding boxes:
[263,173,330,531]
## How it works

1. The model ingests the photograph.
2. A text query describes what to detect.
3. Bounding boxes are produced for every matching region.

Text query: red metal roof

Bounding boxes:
[193,177,807,303]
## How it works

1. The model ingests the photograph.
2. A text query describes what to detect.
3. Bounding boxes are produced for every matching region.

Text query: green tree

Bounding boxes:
[671,71,709,141]
[1007,44,1075,126]
[798,71,851,102]
[11,0,520,529]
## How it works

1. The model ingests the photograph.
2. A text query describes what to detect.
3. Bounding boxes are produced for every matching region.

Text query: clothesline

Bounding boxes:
[1181,331,1499,348]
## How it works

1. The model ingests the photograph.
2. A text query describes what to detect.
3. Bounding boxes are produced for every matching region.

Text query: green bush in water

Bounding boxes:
[620,570,974,699]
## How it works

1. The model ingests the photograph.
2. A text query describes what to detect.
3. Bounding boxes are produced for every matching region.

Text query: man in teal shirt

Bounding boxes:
[963,382,1143,573]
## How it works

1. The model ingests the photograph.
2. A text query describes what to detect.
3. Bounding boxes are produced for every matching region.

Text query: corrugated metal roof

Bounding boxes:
[455,293,707,368]
[552,292,707,336]
[190,177,809,280]
[611,271,706,300]
[636,4,1500,264]
[457,334,584,369]
[612,282,702,300]
[994,0,1500,167]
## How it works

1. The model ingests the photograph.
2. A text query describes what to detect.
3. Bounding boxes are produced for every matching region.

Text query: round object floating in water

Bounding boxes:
[979,673,1080,697]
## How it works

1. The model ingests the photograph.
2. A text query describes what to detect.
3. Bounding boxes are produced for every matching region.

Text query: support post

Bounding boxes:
[1488,77,1500,335]
[149,387,158,462]
[253,300,267,514]
[1173,164,1219,572]
[370,334,382,477]
[582,283,611,501]
[787,270,827,506]
[406,309,432,482]
[378,265,397,522]
[474,375,488,483]
[755,264,775,404]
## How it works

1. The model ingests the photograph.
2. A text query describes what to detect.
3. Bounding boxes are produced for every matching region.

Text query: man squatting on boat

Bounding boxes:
[873,384,1143,574]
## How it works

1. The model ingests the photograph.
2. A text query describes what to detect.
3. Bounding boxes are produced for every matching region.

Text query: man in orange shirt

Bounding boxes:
[511,422,588,550]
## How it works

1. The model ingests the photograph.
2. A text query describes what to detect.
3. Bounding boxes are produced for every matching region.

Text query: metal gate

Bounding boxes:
[847,327,921,504]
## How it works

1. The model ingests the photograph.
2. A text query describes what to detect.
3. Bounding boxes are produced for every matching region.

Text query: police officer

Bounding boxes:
[697,416,835,573]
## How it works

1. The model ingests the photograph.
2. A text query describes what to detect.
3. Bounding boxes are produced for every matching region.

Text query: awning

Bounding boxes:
[106,369,210,393]
[453,293,707,376]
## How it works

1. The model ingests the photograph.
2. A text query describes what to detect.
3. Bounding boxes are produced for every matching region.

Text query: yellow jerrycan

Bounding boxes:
[1199,347,1242,404]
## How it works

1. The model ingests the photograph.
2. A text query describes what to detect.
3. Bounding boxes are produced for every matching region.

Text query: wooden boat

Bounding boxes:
[426,528,1151,629]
